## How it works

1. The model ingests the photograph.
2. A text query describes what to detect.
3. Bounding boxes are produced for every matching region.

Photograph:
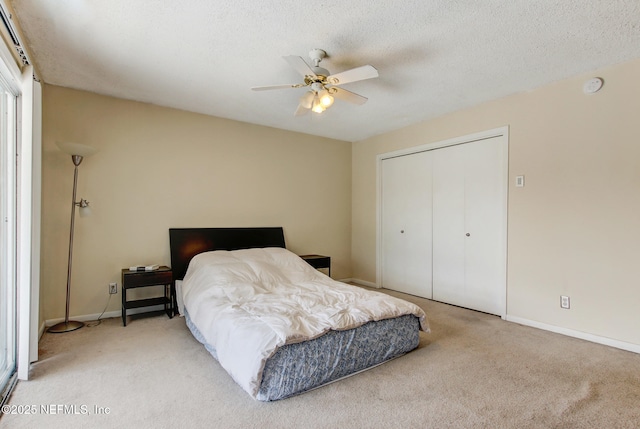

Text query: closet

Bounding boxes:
[379,130,507,316]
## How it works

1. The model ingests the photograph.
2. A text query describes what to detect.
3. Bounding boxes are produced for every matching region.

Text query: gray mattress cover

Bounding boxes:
[185,309,420,401]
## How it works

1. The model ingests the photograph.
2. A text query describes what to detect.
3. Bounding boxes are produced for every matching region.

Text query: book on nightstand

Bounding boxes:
[129,264,160,272]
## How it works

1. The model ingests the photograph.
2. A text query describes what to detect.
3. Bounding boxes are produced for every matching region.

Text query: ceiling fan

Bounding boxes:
[251,48,379,116]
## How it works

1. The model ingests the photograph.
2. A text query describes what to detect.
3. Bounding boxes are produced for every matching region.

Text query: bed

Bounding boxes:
[169,227,429,401]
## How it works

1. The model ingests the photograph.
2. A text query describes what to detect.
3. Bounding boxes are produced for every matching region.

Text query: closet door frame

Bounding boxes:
[376,126,509,318]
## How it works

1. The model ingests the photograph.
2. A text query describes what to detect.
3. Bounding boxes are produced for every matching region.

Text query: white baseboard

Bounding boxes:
[348,278,379,288]
[344,282,640,354]
[44,305,167,328]
[506,315,640,354]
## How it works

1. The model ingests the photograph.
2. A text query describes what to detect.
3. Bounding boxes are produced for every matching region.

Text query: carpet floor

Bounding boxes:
[2,288,639,429]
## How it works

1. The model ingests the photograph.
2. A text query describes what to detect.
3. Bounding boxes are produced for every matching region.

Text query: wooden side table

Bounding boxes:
[121,266,174,326]
[299,254,331,277]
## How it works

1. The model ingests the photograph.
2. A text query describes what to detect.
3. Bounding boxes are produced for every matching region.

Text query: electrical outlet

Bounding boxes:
[560,295,570,309]
[109,283,117,294]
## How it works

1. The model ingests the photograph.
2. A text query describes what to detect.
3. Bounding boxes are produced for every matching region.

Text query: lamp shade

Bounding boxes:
[56,141,98,157]
[78,205,92,217]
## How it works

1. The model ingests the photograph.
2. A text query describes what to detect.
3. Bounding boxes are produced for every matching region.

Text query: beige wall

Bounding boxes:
[352,58,640,347]
[42,85,352,322]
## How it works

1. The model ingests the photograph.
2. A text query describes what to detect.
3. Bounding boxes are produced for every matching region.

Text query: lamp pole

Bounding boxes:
[48,154,86,333]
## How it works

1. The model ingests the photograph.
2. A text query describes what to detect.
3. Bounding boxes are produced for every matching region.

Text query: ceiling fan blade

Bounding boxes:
[331,87,368,105]
[251,84,301,91]
[327,65,378,85]
[283,55,317,78]
[294,104,310,116]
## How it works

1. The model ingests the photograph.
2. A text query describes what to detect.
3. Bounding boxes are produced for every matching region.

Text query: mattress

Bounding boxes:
[186,309,420,400]
[181,247,428,400]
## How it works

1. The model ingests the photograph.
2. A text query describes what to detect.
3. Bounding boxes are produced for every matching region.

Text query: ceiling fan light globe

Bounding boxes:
[311,99,325,113]
[300,91,315,109]
[316,89,334,108]
[320,93,334,107]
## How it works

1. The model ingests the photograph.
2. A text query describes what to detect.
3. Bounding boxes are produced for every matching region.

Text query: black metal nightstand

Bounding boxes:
[121,266,174,326]
[299,254,331,277]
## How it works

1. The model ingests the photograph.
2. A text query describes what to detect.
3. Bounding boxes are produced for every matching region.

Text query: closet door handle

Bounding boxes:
[466,233,470,237]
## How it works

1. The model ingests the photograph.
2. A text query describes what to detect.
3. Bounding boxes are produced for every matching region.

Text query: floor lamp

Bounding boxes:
[48,141,98,333]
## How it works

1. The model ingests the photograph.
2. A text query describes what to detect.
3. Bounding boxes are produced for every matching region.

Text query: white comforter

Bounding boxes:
[182,247,428,398]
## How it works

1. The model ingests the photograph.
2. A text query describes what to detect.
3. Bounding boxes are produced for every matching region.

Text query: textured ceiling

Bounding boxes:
[8,0,640,142]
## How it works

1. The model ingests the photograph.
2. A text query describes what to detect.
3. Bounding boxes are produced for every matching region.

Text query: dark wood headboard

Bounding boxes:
[169,227,286,280]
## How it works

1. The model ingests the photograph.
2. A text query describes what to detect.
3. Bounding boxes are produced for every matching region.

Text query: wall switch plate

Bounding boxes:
[109,283,117,294]
[516,175,525,187]
[560,295,570,309]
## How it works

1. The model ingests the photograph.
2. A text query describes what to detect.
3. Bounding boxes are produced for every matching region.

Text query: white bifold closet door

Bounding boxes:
[380,134,506,316]
[381,150,433,298]
[432,137,505,315]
